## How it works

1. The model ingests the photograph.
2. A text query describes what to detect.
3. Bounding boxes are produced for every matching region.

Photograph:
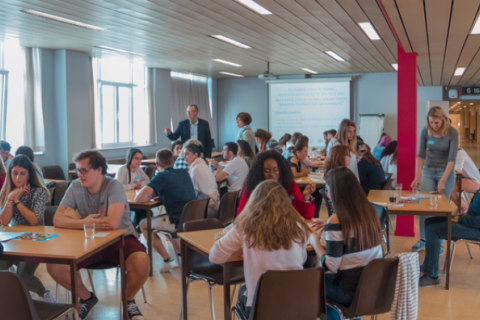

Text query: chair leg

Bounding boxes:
[207,283,216,320]
[466,242,474,259]
[55,283,59,303]
[231,284,237,304]
[389,215,395,230]
[178,278,191,320]
[449,241,457,275]
[87,270,96,295]
[141,286,147,304]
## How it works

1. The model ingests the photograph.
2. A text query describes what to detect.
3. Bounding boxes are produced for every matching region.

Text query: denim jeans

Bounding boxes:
[325,274,358,320]
[419,167,455,238]
[423,217,480,278]
[0,261,46,296]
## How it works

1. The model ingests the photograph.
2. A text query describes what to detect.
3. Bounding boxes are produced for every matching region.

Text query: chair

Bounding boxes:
[158,198,210,264]
[382,173,393,190]
[319,188,335,217]
[0,271,79,320]
[216,190,241,225]
[43,165,66,180]
[326,258,398,320]
[53,181,69,206]
[44,206,58,227]
[144,165,157,180]
[183,218,245,320]
[232,268,326,320]
[45,181,56,206]
[443,237,480,274]
[371,203,391,255]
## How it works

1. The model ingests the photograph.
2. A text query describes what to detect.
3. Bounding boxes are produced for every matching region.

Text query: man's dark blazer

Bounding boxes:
[166,118,212,158]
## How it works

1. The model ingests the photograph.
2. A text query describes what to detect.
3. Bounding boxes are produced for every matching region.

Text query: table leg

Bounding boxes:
[445,212,452,290]
[70,260,78,309]
[223,263,232,320]
[119,235,128,320]
[147,208,153,277]
[181,240,189,320]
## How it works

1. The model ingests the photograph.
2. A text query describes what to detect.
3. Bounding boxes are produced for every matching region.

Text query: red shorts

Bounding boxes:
[78,235,146,269]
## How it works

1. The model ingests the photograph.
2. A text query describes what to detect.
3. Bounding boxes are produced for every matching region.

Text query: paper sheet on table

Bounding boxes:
[94,232,109,237]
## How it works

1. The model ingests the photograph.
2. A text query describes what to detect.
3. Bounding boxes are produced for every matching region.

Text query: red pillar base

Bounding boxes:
[394,216,416,237]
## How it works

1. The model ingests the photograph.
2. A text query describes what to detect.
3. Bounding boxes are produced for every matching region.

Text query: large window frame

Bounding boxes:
[0,70,8,139]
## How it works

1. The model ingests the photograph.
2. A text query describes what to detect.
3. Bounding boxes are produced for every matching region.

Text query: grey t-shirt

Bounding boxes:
[417,126,459,168]
[60,176,135,235]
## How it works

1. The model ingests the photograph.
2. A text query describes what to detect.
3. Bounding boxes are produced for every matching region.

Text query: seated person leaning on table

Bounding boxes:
[135,148,196,273]
[310,167,384,320]
[0,155,53,302]
[288,141,310,178]
[47,150,149,320]
[420,193,480,287]
[210,180,323,319]
[237,151,316,220]
[115,148,150,191]
[211,142,249,192]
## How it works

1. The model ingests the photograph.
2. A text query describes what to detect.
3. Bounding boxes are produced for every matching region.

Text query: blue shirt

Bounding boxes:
[147,167,196,227]
[190,120,198,140]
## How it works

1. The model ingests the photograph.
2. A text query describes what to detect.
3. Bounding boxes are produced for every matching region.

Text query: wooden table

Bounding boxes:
[45,179,67,184]
[367,190,455,289]
[295,174,326,188]
[178,228,316,320]
[211,152,222,160]
[0,226,128,318]
[126,190,162,276]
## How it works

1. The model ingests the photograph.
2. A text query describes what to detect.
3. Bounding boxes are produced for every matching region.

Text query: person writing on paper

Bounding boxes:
[410,107,458,254]
[115,148,150,191]
[237,151,316,220]
[210,180,321,319]
[0,155,53,302]
[164,104,213,158]
[47,150,149,320]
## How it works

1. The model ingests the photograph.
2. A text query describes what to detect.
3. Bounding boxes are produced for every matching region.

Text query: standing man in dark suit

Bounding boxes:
[164,104,213,158]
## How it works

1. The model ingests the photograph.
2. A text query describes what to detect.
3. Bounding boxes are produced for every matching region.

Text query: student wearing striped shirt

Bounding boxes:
[310,167,384,319]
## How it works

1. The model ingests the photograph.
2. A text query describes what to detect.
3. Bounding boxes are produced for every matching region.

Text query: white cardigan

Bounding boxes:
[115,165,150,190]
[189,158,220,217]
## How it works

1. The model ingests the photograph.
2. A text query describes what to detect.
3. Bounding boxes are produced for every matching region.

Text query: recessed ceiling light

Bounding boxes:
[471,103,474,105]
[358,22,381,40]
[472,16,480,34]
[96,46,144,56]
[454,67,466,76]
[21,9,104,30]
[391,64,398,71]
[220,72,244,77]
[301,68,318,74]
[212,59,242,67]
[234,0,272,15]
[210,35,251,49]
[325,51,345,61]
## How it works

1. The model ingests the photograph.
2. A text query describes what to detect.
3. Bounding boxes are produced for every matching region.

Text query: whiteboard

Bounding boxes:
[359,114,385,148]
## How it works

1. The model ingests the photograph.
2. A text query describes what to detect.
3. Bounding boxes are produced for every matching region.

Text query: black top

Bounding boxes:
[357,158,386,195]
[166,118,213,158]
[288,157,301,173]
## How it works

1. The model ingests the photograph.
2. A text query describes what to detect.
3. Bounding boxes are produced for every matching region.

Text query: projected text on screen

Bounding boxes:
[269,80,350,147]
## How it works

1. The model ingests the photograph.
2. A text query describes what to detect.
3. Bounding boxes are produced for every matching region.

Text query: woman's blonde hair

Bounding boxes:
[426,106,450,137]
[235,180,310,251]
[0,157,5,175]
[179,139,203,158]
[335,119,357,155]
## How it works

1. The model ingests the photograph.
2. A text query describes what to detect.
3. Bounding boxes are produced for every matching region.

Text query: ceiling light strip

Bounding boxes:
[301,68,318,74]
[234,0,272,15]
[212,59,242,67]
[325,51,345,61]
[21,10,104,30]
[96,46,144,56]
[454,67,465,76]
[358,22,381,40]
[220,72,244,77]
[210,35,251,49]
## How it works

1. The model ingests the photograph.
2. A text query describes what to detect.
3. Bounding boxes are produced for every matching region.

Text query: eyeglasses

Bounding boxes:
[75,167,93,175]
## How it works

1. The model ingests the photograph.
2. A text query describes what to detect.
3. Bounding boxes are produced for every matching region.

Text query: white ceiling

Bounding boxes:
[0,0,479,84]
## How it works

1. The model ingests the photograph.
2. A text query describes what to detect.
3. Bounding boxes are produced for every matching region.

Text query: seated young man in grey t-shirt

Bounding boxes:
[47,150,149,320]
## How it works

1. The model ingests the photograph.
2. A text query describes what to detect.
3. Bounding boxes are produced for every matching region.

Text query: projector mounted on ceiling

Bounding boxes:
[258,62,276,80]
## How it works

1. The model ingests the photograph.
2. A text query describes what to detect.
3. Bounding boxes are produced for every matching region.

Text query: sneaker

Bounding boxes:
[439,245,444,255]
[411,239,426,252]
[160,257,178,273]
[41,290,56,303]
[79,292,98,319]
[419,274,440,287]
[127,300,144,320]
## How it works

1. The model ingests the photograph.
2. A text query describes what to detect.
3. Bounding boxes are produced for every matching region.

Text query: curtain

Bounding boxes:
[146,68,156,144]
[23,48,45,152]
[170,73,214,138]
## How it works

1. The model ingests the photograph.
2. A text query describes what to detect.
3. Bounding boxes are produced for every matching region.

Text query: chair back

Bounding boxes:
[216,190,240,226]
[184,218,224,276]
[0,271,40,320]
[44,206,58,227]
[144,165,157,180]
[383,173,393,190]
[53,181,69,206]
[176,198,210,234]
[371,203,390,254]
[42,165,66,180]
[345,258,399,318]
[318,188,335,217]
[249,268,326,320]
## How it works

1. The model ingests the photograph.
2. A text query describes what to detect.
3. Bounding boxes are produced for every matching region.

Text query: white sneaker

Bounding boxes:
[41,290,56,303]
[160,258,178,273]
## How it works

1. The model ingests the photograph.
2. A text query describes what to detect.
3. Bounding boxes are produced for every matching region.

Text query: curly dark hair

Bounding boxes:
[243,150,294,194]
[73,150,107,175]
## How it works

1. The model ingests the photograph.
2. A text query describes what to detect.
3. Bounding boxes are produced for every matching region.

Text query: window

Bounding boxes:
[95,56,151,148]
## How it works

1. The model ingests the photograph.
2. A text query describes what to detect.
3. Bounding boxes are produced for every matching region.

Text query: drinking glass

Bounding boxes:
[84,224,95,239]
[430,196,438,208]
[388,192,398,204]
[395,184,403,193]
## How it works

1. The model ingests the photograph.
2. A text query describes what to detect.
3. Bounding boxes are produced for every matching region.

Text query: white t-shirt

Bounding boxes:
[380,154,397,189]
[455,149,480,184]
[223,156,249,191]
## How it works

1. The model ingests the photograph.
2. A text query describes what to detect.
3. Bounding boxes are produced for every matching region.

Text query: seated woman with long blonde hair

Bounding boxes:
[210,180,322,319]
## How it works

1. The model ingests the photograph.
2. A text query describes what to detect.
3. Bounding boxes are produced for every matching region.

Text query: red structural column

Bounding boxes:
[396,43,417,237]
